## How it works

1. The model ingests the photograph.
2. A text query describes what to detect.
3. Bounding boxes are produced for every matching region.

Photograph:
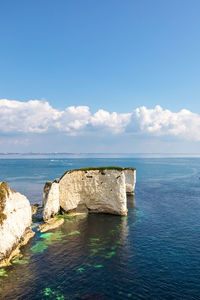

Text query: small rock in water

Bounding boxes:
[68,230,81,236]
[38,217,64,233]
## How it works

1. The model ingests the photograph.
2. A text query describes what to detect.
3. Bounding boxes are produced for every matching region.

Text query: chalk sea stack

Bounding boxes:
[43,167,136,222]
[0,182,34,267]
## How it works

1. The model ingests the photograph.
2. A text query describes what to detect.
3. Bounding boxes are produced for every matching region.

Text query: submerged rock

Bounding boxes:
[38,217,64,233]
[42,167,136,221]
[0,182,34,267]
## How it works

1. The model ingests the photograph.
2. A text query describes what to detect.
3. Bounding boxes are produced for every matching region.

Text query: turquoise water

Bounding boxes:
[0,158,200,299]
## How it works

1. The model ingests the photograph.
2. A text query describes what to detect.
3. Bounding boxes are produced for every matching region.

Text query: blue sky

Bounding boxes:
[0,0,200,153]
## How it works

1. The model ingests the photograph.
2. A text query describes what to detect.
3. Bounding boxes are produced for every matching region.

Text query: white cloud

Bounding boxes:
[55,106,91,134]
[129,105,200,141]
[0,99,200,141]
[0,99,60,133]
[90,109,131,134]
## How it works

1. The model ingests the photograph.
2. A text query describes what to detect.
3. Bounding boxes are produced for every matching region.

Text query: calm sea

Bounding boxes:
[0,157,200,299]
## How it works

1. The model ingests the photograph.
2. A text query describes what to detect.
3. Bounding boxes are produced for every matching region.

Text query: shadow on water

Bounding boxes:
[0,198,138,300]
[1,158,200,299]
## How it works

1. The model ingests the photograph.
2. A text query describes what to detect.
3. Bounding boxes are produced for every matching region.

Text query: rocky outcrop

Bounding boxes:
[43,180,60,222]
[42,167,136,222]
[59,168,127,215]
[38,217,64,233]
[123,169,136,194]
[0,182,34,267]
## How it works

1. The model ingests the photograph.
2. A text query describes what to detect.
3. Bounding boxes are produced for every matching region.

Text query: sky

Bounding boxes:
[0,0,200,153]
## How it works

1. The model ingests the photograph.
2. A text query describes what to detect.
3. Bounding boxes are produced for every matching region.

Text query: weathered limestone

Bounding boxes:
[0,182,34,267]
[42,167,136,222]
[31,204,39,215]
[123,169,136,195]
[38,217,64,233]
[59,169,127,215]
[43,180,60,222]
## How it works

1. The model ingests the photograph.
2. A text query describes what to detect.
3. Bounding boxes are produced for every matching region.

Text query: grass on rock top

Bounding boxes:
[60,166,136,180]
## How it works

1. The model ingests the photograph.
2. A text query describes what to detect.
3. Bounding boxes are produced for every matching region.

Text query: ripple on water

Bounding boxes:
[1,158,200,299]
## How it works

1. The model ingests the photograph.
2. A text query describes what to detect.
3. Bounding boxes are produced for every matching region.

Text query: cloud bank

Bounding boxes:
[0,99,200,141]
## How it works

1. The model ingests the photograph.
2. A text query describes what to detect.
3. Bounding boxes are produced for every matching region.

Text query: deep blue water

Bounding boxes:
[0,158,200,299]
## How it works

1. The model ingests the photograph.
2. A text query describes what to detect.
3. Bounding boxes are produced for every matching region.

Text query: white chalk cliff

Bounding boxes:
[43,180,60,222]
[0,182,34,267]
[124,169,136,194]
[43,167,136,221]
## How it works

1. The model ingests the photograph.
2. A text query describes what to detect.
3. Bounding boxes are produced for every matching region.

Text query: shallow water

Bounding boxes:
[0,158,200,299]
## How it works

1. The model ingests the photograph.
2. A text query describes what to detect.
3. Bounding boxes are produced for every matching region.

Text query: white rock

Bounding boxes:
[123,169,136,194]
[59,169,127,215]
[43,181,60,222]
[0,182,34,267]
[42,167,136,221]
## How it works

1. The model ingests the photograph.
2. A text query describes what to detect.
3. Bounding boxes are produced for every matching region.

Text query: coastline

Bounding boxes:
[1,152,200,159]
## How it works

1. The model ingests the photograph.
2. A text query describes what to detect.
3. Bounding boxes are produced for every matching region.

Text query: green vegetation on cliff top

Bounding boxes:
[60,166,136,180]
[0,182,10,225]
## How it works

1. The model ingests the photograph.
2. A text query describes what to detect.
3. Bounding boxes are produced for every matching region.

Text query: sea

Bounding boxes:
[0,154,200,299]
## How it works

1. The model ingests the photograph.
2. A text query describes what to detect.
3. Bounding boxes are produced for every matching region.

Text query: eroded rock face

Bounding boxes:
[42,167,136,221]
[0,182,34,267]
[43,181,60,222]
[59,169,127,215]
[123,169,136,194]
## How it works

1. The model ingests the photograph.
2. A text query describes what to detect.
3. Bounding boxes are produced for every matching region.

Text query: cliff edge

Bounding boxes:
[0,182,34,267]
